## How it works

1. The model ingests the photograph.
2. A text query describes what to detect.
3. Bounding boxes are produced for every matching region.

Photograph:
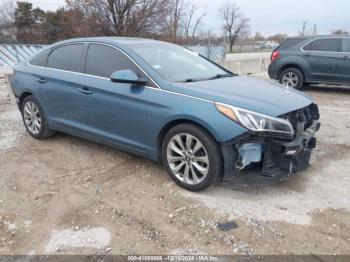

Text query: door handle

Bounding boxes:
[78,87,93,95]
[37,77,47,84]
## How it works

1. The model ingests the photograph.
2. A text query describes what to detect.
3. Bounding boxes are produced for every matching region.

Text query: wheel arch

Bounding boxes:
[156,118,222,162]
[278,64,306,80]
[19,92,33,108]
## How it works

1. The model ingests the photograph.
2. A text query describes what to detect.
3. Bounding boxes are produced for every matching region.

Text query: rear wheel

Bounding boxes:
[21,95,54,139]
[279,68,304,90]
[162,124,222,192]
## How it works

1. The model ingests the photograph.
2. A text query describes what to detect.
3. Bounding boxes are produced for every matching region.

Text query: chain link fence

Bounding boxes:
[0,44,46,68]
[184,45,226,65]
[0,43,226,69]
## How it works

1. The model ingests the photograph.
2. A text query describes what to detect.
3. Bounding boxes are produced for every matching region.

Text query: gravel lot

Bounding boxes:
[0,75,350,256]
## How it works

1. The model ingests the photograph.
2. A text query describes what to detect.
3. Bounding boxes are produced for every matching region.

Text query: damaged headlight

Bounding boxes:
[215,102,295,136]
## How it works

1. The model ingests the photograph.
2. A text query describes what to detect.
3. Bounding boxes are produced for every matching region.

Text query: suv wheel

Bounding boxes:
[162,124,222,192]
[21,95,54,139]
[279,68,304,90]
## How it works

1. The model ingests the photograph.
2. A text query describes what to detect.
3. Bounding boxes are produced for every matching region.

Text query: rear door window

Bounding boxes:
[85,44,142,78]
[277,38,305,50]
[47,44,85,72]
[303,38,339,52]
[341,38,350,52]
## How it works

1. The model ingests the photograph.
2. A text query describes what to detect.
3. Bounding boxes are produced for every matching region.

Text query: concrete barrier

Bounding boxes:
[0,68,15,104]
[5,73,15,104]
[224,52,272,75]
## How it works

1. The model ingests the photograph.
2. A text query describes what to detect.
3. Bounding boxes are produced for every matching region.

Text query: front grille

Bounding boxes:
[280,103,320,133]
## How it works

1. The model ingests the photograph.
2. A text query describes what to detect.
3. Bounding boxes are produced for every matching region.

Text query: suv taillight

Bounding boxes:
[271,51,281,62]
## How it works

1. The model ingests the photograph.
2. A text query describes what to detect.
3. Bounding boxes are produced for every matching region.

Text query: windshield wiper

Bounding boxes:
[208,73,235,80]
[182,74,234,83]
[183,78,203,83]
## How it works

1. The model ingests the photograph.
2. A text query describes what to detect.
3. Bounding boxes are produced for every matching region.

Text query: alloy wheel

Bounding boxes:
[281,72,299,88]
[23,101,42,135]
[166,133,209,185]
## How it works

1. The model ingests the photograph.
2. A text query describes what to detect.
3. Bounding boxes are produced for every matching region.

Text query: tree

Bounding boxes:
[13,1,47,43]
[253,32,265,41]
[267,33,287,44]
[331,29,349,35]
[163,0,185,42]
[182,3,206,41]
[219,0,249,53]
[66,0,170,37]
[42,7,103,42]
[0,0,15,25]
[161,0,206,43]
[14,1,35,42]
[32,7,46,23]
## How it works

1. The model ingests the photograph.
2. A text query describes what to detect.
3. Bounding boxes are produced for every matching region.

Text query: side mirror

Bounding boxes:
[110,70,148,86]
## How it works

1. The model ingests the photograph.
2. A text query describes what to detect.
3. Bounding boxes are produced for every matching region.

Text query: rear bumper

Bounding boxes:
[268,63,279,80]
[220,120,321,182]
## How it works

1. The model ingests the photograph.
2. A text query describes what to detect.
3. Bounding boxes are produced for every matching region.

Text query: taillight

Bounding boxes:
[271,51,281,62]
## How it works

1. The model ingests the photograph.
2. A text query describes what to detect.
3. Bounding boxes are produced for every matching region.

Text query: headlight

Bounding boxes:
[215,102,294,136]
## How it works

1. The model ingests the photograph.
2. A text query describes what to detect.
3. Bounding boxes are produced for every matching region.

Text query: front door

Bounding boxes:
[302,38,340,82]
[336,38,350,83]
[77,43,151,154]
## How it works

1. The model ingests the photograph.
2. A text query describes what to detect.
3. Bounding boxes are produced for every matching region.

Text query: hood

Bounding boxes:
[170,76,313,117]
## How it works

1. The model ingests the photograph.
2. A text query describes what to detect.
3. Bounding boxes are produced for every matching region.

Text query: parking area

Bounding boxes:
[0,75,350,255]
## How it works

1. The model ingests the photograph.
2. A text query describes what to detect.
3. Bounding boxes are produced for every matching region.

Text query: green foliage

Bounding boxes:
[14,1,34,28]
[12,1,83,44]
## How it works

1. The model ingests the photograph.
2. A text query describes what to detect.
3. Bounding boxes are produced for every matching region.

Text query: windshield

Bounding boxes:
[129,42,230,82]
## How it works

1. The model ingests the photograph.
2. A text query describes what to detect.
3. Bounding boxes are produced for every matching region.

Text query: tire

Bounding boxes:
[279,68,304,90]
[161,123,222,192]
[21,95,54,139]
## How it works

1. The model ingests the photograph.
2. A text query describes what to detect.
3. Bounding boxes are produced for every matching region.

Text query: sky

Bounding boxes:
[29,0,350,37]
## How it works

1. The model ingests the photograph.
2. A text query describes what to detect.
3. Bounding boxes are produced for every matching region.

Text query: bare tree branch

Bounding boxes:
[331,29,349,35]
[66,0,170,37]
[219,0,249,53]
[183,4,206,41]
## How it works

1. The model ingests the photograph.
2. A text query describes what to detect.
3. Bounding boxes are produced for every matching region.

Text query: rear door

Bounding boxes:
[77,43,150,154]
[336,38,350,83]
[38,43,87,130]
[302,38,340,82]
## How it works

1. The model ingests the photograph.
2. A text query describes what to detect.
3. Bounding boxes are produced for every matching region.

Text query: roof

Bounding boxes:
[51,37,164,47]
[288,34,350,39]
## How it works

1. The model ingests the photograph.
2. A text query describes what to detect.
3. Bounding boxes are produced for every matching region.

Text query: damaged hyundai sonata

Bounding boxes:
[12,37,320,192]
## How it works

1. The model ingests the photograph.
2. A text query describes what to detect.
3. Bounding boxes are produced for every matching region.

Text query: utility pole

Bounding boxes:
[207,30,211,60]
[301,21,307,36]
[313,24,317,35]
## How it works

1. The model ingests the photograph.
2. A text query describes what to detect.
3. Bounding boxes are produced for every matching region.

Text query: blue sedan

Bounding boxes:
[11,37,320,191]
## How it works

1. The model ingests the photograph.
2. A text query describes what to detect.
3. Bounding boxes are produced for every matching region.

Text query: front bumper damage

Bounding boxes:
[220,103,321,181]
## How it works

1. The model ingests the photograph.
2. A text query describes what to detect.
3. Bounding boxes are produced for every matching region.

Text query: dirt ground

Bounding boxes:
[0,75,350,256]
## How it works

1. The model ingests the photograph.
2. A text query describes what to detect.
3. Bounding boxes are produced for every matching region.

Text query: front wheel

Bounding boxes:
[162,124,222,192]
[279,68,304,90]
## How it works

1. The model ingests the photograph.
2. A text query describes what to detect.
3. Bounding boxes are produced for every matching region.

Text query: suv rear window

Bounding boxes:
[277,38,305,50]
[303,38,339,52]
